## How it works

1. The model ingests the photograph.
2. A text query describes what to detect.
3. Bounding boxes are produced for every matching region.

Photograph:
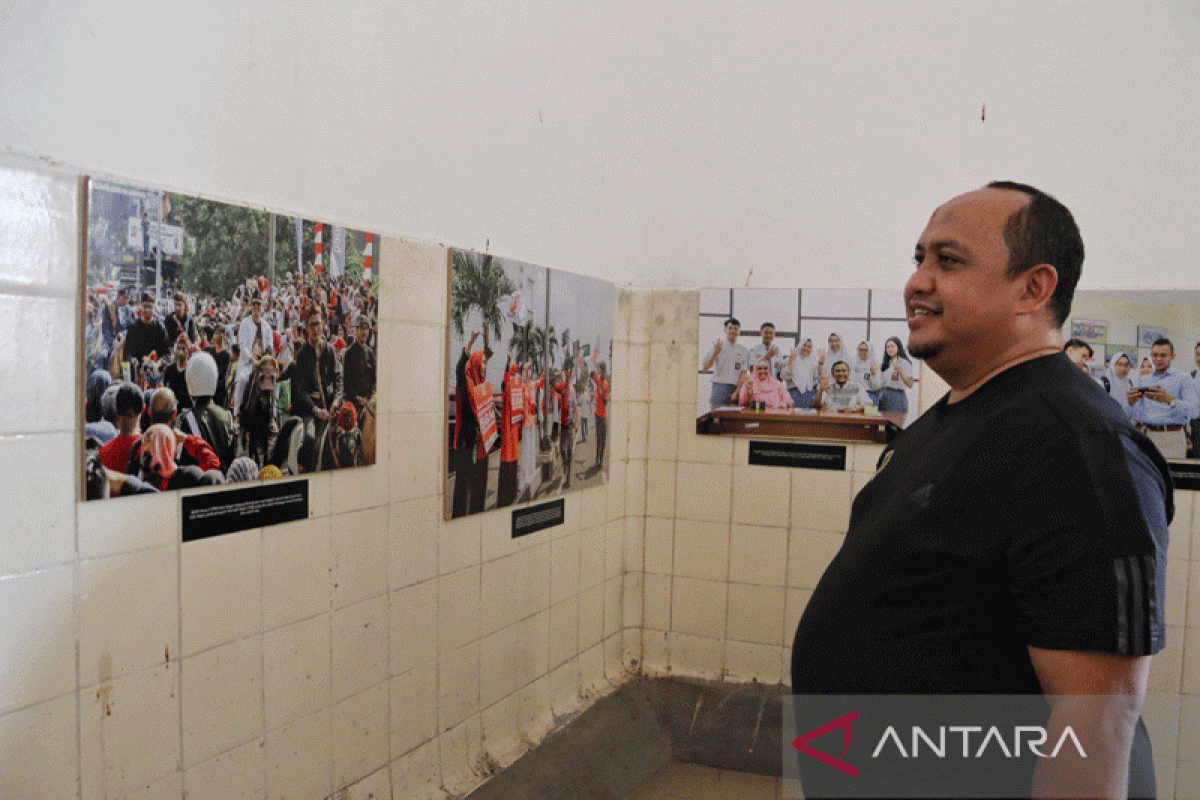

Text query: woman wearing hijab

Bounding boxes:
[817,332,846,378]
[1103,352,1135,412]
[129,423,222,491]
[1139,357,1154,376]
[851,341,881,404]
[877,336,915,418]
[736,358,794,411]
[786,339,820,409]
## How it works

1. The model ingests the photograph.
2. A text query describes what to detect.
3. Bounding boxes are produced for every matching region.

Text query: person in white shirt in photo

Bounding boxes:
[786,338,820,409]
[701,317,750,409]
[817,332,847,379]
[232,295,274,418]
[815,360,872,413]
[748,322,788,381]
[850,340,881,404]
[876,336,915,420]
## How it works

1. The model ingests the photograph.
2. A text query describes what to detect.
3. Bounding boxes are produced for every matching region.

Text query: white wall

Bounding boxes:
[2,2,1197,290]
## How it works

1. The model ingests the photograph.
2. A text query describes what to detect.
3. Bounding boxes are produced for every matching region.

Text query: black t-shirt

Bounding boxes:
[162,363,192,410]
[790,353,1170,796]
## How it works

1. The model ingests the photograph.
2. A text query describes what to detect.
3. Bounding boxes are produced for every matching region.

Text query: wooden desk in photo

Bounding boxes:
[696,408,906,444]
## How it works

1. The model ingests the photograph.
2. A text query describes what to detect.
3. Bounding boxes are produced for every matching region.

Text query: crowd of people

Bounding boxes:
[703,321,916,420]
[82,270,377,499]
[1065,335,1200,459]
[450,331,609,518]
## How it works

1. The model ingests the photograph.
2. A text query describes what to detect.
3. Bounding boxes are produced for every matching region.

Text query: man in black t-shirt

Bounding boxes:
[791,183,1170,799]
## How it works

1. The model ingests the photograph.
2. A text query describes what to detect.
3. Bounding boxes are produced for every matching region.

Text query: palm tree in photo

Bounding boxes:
[451,250,515,351]
[510,320,546,368]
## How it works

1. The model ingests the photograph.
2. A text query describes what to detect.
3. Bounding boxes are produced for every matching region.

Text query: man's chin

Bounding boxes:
[908,341,943,361]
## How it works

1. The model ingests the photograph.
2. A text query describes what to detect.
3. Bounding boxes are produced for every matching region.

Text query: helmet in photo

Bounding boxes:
[185,351,219,398]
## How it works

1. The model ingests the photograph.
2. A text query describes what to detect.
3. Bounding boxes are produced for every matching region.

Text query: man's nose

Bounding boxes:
[904,264,934,299]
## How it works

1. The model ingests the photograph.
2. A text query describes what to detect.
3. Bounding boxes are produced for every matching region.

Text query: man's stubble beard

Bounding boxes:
[909,342,942,361]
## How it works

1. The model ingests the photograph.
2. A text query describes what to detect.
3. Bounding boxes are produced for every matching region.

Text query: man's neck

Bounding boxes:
[944,329,1063,404]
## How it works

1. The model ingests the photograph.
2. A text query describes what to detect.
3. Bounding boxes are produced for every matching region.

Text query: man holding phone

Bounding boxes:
[1128,337,1199,459]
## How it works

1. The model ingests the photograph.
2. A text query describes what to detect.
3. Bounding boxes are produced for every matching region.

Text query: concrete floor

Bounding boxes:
[627,763,785,800]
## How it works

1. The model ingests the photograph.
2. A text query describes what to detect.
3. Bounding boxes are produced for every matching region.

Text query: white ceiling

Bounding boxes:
[2,1,1197,291]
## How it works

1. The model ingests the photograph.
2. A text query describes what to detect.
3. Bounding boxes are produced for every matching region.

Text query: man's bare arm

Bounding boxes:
[1027,645,1150,800]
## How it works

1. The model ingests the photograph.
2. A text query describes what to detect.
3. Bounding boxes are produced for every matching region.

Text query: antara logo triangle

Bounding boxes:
[792,710,859,778]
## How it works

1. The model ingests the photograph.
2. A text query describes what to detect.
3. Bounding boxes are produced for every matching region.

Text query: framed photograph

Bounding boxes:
[445,249,613,519]
[1137,324,1169,348]
[696,288,920,443]
[83,178,380,501]
[1070,318,1108,343]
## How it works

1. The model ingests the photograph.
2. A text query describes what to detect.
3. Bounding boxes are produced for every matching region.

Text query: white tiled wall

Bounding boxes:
[2,154,1198,798]
[0,154,637,800]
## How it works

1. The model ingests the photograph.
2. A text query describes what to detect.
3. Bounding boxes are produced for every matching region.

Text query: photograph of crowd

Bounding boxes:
[82,178,379,501]
[1066,290,1200,462]
[696,288,921,432]
[446,249,613,520]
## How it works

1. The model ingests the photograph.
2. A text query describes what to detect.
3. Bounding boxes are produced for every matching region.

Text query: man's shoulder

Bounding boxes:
[1006,356,1135,430]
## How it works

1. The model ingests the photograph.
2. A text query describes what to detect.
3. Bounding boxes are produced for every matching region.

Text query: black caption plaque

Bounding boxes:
[1169,463,1200,492]
[512,499,565,539]
[748,440,847,471]
[182,479,309,542]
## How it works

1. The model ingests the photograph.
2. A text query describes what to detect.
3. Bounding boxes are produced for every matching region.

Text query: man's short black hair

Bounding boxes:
[760,322,775,331]
[114,381,144,418]
[1152,337,1174,353]
[1063,337,1093,358]
[724,317,740,328]
[986,181,1084,328]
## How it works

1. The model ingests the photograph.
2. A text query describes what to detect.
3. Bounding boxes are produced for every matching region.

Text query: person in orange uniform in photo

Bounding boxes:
[592,362,609,469]
[554,369,577,488]
[497,359,523,507]
[451,332,493,517]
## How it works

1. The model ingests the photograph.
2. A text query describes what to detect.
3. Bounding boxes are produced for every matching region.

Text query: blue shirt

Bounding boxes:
[1130,367,1199,425]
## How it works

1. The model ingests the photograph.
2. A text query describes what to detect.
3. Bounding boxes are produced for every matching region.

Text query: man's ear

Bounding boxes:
[1016,264,1058,315]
